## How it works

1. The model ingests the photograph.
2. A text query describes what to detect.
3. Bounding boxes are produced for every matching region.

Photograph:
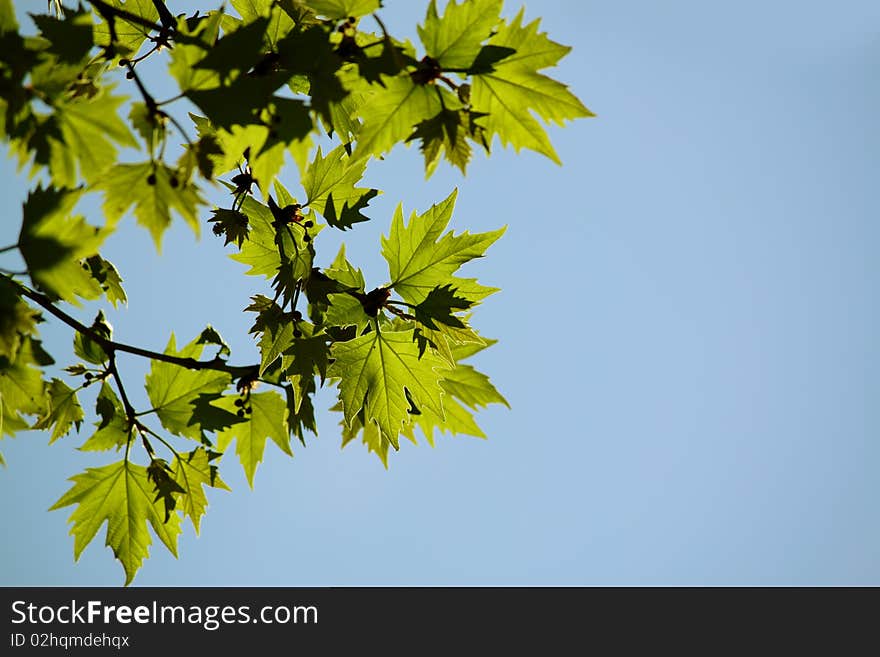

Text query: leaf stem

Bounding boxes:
[0,244,18,254]
[87,0,164,35]
[156,92,186,107]
[140,424,181,459]
[107,351,136,421]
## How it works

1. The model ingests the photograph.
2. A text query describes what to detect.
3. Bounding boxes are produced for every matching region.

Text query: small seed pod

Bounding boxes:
[146,173,157,185]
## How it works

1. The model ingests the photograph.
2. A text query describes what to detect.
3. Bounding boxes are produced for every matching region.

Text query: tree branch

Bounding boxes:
[17,284,258,380]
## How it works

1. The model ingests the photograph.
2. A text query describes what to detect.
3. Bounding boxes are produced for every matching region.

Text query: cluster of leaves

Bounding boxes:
[0,0,589,583]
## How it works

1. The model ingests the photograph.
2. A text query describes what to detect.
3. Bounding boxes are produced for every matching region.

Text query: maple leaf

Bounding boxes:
[18,186,105,305]
[301,0,380,20]
[215,390,292,487]
[146,458,186,523]
[381,188,504,305]
[408,108,488,176]
[73,311,113,366]
[232,0,296,49]
[470,9,594,163]
[329,328,450,448]
[417,0,502,70]
[209,208,250,248]
[92,0,160,57]
[97,161,203,251]
[404,339,506,445]
[82,255,127,307]
[0,337,48,437]
[301,144,379,230]
[33,378,84,444]
[337,402,391,467]
[230,183,322,297]
[31,5,94,65]
[279,323,330,409]
[0,277,40,362]
[144,334,232,441]
[50,459,182,585]
[78,382,130,452]
[168,11,223,92]
[21,89,139,187]
[413,284,473,329]
[351,75,443,162]
[172,447,230,533]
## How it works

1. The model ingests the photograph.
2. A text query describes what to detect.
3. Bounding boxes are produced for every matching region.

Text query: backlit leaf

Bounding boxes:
[50,459,182,585]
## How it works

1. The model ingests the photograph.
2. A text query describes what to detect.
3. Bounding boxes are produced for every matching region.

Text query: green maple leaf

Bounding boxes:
[404,339,506,444]
[209,208,250,247]
[258,315,296,376]
[31,5,94,64]
[33,378,84,444]
[40,89,138,187]
[73,311,113,366]
[408,108,488,176]
[92,0,159,57]
[329,328,450,448]
[301,0,380,20]
[0,277,40,361]
[196,325,232,360]
[381,188,504,305]
[97,162,203,251]
[337,402,391,467]
[231,185,321,286]
[441,361,508,411]
[146,458,186,523]
[144,334,232,441]
[215,390,292,487]
[190,116,280,191]
[351,74,442,162]
[18,186,105,305]
[302,144,379,230]
[186,72,291,130]
[280,325,329,409]
[285,379,317,445]
[193,17,269,80]
[50,459,182,585]
[82,255,127,307]
[470,9,593,163]
[169,11,223,92]
[79,382,130,452]
[177,134,224,183]
[417,0,502,70]
[0,337,48,437]
[232,0,296,48]
[413,283,472,329]
[172,447,230,533]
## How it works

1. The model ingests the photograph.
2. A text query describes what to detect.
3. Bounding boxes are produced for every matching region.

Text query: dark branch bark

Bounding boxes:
[17,284,259,380]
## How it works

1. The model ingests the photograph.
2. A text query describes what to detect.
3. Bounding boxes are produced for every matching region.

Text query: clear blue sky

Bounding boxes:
[1,0,879,585]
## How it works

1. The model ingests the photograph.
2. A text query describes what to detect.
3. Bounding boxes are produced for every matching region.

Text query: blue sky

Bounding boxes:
[1,0,878,585]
